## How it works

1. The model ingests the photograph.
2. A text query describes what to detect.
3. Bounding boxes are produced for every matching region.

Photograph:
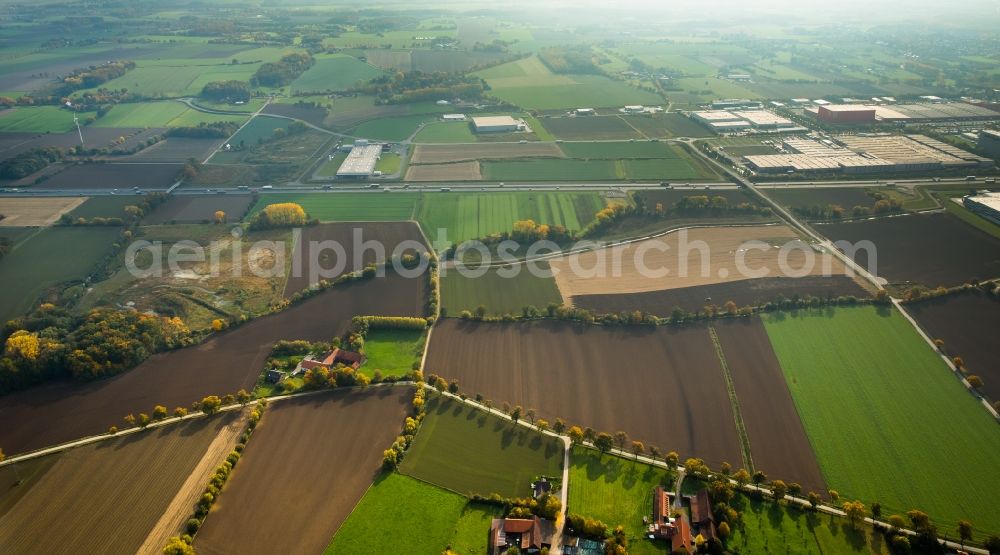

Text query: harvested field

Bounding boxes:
[0,197,85,226]
[906,289,1000,401]
[405,161,482,181]
[571,276,870,315]
[713,317,826,493]
[141,194,254,225]
[818,213,1000,286]
[539,116,643,140]
[195,387,412,555]
[551,225,848,299]
[32,163,181,190]
[425,319,742,468]
[125,137,222,163]
[0,413,243,555]
[410,142,565,164]
[763,186,876,215]
[0,272,428,455]
[0,128,150,161]
[283,221,428,296]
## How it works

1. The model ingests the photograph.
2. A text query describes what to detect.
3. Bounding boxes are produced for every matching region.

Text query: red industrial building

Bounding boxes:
[818,105,877,124]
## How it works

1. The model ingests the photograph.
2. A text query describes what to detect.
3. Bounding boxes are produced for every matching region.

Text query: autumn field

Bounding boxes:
[0,413,243,555]
[196,387,412,555]
[399,395,563,498]
[762,306,1000,539]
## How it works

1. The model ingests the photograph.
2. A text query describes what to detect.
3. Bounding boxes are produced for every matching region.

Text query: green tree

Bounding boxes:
[510,405,522,424]
[665,451,679,467]
[200,396,222,415]
[594,433,614,454]
[808,491,821,509]
[525,408,536,425]
[174,407,189,418]
[613,431,629,450]
[568,426,584,445]
[788,482,802,497]
[236,389,252,406]
[137,413,151,428]
[843,500,866,527]
[871,502,881,521]
[163,536,195,555]
[630,440,645,460]
[958,520,973,548]
[752,471,767,485]
[152,405,168,421]
[770,480,788,501]
[553,418,566,434]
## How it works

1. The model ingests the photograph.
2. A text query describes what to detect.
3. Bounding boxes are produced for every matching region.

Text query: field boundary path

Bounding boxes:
[136,409,249,554]
[707,325,755,473]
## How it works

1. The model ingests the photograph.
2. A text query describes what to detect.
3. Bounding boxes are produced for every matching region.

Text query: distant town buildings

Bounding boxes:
[690,109,801,133]
[808,102,1000,124]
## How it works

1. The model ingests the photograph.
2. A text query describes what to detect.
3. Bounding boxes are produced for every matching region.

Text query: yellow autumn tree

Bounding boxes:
[211,318,225,331]
[214,210,226,224]
[5,330,40,360]
[250,203,307,229]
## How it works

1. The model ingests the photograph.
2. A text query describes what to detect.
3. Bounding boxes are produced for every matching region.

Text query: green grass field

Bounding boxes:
[374,153,401,175]
[568,446,674,554]
[622,113,715,139]
[0,106,96,133]
[350,114,437,142]
[417,191,605,243]
[362,329,426,378]
[762,306,1000,539]
[80,63,259,97]
[291,54,384,93]
[324,473,502,555]
[0,226,121,322]
[248,193,418,221]
[221,116,290,147]
[441,265,562,316]
[474,56,663,110]
[559,141,673,159]
[399,395,564,498]
[92,101,188,128]
[411,121,477,143]
[726,492,888,554]
[68,195,145,219]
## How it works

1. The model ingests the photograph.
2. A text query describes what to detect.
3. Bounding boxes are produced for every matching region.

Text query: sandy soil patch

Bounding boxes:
[404,161,481,181]
[550,225,848,298]
[0,197,85,226]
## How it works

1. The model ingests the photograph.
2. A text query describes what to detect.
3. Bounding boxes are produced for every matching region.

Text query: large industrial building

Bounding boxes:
[964,192,1000,225]
[471,116,523,133]
[808,102,1000,124]
[742,134,993,175]
[691,109,800,133]
[979,129,1000,158]
[335,142,383,178]
[817,105,877,124]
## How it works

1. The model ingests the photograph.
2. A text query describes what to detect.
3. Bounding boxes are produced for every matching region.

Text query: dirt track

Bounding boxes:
[0,413,240,555]
[571,275,870,315]
[0,273,427,455]
[906,289,1000,401]
[817,213,1000,287]
[284,221,428,296]
[713,317,826,492]
[195,387,412,555]
[550,225,848,298]
[425,319,742,468]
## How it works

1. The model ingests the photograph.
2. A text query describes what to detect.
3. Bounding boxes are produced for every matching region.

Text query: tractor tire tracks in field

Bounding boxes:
[707,324,755,474]
[137,409,249,554]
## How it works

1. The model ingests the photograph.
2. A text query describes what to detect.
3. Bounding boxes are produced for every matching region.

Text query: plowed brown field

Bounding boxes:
[0,413,242,555]
[713,317,826,492]
[572,275,870,315]
[284,221,428,296]
[195,387,412,555]
[906,289,1000,401]
[404,161,481,181]
[410,143,564,164]
[0,273,427,455]
[425,319,742,468]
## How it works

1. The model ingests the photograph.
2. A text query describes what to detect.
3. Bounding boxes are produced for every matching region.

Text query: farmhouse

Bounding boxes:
[488,516,554,555]
[296,348,366,373]
[472,116,523,133]
[648,486,715,552]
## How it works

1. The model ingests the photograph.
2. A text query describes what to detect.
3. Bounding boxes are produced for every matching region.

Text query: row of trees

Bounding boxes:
[382,384,427,470]
[200,80,251,103]
[164,399,266,555]
[353,70,486,105]
[792,197,903,220]
[166,121,240,139]
[54,60,136,96]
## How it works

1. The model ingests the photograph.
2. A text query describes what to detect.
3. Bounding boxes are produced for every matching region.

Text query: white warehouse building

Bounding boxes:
[471,116,522,133]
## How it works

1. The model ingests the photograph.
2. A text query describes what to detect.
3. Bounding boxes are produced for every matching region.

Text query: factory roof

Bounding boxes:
[693,110,744,122]
[819,104,876,112]
[731,110,796,127]
[472,115,520,127]
[336,144,382,176]
[967,193,1000,211]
